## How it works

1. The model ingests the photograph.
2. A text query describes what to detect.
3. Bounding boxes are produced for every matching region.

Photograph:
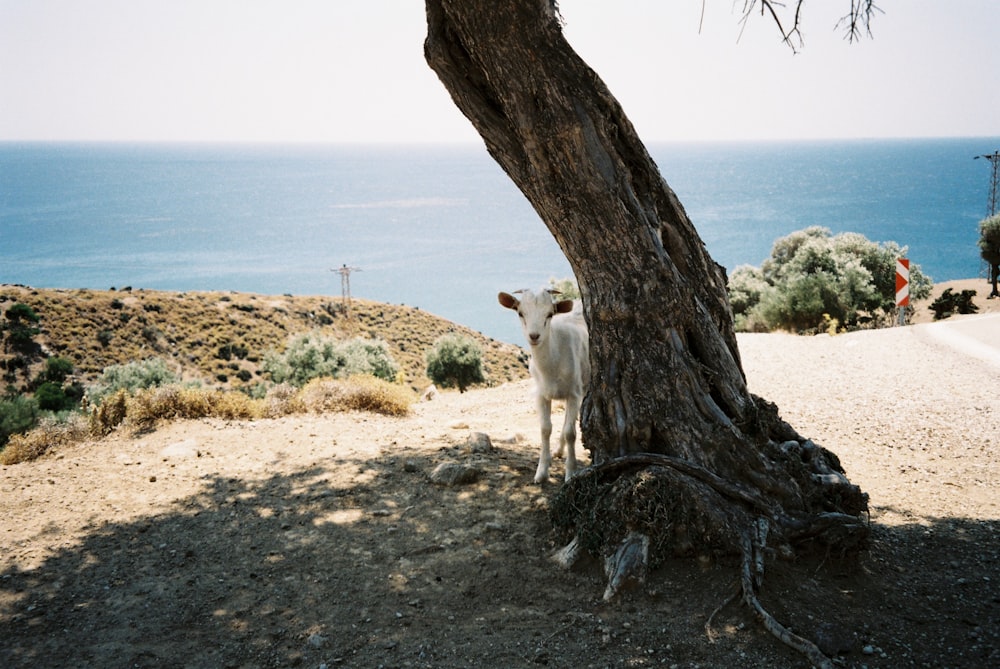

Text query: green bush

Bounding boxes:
[979,214,1000,295]
[338,338,400,382]
[87,357,179,405]
[35,382,72,412]
[5,303,39,324]
[2,302,42,355]
[426,333,486,393]
[729,227,933,333]
[37,357,74,385]
[930,288,979,320]
[263,333,399,387]
[0,395,39,446]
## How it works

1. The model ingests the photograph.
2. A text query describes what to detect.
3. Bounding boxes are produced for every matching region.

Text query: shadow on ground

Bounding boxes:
[2,448,998,668]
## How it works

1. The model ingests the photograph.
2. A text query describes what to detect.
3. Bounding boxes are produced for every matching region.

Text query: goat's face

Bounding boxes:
[498,289,573,347]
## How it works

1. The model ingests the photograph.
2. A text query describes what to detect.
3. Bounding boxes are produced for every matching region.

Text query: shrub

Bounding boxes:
[0,395,39,446]
[547,277,581,300]
[930,288,979,320]
[3,302,41,355]
[263,333,399,387]
[338,338,400,382]
[141,325,162,345]
[728,265,772,332]
[87,357,178,405]
[5,302,39,324]
[263,383,304,417]
[299,376,413,416]
[217,343,249,361]
[729,227,932,332]
[0,413,89,465]
[978,214,1000,289]
[37,357,74,385]
[425,333,486,392]
[35,382,71,412]
[90,389,127,435]
[119,385,263,431]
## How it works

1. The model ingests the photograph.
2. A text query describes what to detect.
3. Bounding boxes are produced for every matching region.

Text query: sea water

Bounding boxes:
[1,138,997,344]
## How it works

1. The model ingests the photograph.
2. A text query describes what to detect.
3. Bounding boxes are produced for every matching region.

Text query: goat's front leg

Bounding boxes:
[535,396,553,483]
[561,395,581,481]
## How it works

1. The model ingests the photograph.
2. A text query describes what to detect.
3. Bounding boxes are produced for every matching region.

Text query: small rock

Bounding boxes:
[429,462,480,486]
[402,459,421,473]
[307,632,326,648]
[160,439,199,459]
[814,622,854,656]
[468,432,493,453]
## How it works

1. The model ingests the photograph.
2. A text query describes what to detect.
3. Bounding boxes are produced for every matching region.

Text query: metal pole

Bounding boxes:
[331,265,361,315]
[975,151,1000,218]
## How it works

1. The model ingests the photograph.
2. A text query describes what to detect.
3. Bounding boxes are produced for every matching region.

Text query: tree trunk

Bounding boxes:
[424,3,868,665]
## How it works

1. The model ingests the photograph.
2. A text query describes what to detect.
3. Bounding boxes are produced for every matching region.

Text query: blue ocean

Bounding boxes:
[1,139,997,344]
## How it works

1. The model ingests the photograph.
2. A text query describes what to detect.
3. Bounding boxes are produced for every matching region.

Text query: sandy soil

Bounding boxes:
[2,304,999,667]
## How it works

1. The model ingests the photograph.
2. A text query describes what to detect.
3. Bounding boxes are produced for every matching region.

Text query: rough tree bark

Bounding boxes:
[425,2,869,665]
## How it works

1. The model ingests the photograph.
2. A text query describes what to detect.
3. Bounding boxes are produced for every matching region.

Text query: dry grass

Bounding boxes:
[297,375,415,417]
[4,375,416,465]
[124,386,264,430]
[0,414,90,465]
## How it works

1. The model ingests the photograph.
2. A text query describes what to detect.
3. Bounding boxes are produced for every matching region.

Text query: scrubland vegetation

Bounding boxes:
[729,227,932,333]
[0,286,527,463]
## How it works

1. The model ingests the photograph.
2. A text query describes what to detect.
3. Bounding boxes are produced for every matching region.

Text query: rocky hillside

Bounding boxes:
[0,285,528,394]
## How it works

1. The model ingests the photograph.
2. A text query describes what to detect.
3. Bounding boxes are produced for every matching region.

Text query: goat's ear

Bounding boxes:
[498,292,519,310]
[554,299,574,314]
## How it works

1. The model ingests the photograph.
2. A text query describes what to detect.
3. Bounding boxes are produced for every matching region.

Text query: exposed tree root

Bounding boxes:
[550,451,869,667]
[601,530,649,600]
[738,529,835,669]
[704,583,740,643]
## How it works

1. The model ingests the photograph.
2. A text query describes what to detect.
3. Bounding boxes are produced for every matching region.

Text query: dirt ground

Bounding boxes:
[2,308,999,667]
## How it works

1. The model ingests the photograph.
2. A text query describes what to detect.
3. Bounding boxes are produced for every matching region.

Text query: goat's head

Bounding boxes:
[498,288,574,347]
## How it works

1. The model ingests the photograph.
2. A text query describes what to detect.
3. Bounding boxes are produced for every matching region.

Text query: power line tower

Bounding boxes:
[975,151,1000,280]
[331,264,362,314]
[975,151,1000,217]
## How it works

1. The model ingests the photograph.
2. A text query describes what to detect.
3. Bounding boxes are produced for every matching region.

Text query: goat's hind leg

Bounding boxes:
[534,397,553,483]
[561,395,582,481]
[552,401,565,458]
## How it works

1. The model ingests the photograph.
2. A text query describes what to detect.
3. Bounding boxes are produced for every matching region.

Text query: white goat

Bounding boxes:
[498,288,590,483]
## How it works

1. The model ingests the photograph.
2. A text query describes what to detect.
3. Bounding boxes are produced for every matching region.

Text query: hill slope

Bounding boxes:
[0,285,528,393]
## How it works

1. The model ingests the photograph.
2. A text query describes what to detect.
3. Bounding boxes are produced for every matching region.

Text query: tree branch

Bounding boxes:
[741,0,881,52]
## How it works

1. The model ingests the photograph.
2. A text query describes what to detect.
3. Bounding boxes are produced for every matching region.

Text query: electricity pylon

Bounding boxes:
[975,151,1000,217]
[331,264,362,314]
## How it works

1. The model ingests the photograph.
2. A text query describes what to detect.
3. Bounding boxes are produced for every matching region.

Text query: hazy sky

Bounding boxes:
[1,0,997,143]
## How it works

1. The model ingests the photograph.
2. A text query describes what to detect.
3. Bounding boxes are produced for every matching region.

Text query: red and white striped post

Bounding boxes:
[895,258,910,326]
